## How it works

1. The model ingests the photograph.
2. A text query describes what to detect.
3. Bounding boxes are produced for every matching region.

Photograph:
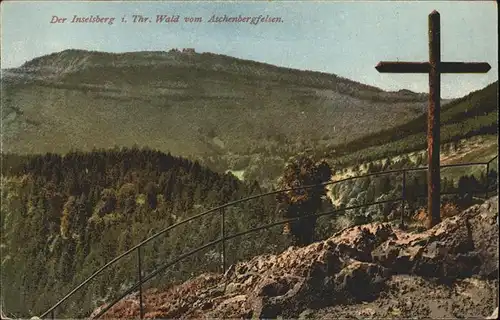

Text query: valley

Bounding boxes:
[0,49,498,319]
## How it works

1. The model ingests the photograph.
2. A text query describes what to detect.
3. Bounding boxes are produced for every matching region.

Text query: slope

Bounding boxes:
[330,81,498,166]
[2,48,430,159]
[0,148,267,318]
[92,196,499,319]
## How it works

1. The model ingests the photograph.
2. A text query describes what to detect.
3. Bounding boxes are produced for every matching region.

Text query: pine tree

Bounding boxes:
[144,182,158,210]
[276,155,332,246]
[61,196,77,239]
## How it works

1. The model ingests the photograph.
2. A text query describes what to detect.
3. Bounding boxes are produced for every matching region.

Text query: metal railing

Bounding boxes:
[39,155,498,319]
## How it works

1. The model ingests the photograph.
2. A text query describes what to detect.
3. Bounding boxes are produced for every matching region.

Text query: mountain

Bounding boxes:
[1,48,497,319]
[2,49,430,160]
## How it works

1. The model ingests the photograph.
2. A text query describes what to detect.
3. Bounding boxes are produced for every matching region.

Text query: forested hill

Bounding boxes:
[1,148,270,318]
[329,80,498,165]
[2,48,430,158]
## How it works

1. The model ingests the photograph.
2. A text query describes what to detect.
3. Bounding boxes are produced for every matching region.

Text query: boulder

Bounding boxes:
[95,196,498,319]
[372,196,498,280]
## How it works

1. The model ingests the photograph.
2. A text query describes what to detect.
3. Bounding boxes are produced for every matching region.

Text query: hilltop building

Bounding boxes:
[168,48,196,54]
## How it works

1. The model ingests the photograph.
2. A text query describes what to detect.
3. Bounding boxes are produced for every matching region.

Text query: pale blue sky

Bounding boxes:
[1,1,498,98]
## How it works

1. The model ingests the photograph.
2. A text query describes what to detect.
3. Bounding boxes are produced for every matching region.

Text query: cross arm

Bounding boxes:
[375,61,491,73]
[440,62,491,73]
[375,62,429,73]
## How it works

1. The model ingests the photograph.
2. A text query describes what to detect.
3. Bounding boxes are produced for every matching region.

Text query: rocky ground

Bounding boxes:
[93,196,499,319]
[312,275,497,319]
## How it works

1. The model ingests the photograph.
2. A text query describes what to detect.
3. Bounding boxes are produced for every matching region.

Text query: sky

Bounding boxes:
[1,0,498,98]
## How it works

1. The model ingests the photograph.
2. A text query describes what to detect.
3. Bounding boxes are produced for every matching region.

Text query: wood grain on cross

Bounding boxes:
[375,10,491,228]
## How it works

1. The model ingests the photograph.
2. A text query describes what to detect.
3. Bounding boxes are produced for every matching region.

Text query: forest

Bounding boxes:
[1,148,277,317]
[2,146,496,318]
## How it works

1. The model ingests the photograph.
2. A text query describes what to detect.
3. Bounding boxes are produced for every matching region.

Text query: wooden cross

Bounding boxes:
[375,10,490,228]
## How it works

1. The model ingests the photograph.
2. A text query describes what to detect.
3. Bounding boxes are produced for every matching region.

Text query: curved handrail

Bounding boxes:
[95,182,500,319]
[92,197,399,318]
[39,156,498,318]
[39,166,409,317]
[487,155,498,165]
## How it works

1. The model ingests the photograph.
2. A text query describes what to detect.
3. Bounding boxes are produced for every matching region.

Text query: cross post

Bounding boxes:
[375,10,490,228]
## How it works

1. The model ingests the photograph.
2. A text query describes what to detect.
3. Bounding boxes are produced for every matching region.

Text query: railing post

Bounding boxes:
[485,162,490,199]
[400,170,406,228]
[220,208,226,274]
[50,309,55,320]
[137,246,144,319]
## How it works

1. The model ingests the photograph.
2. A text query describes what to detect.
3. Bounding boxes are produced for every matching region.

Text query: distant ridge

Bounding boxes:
[5,48,426,102]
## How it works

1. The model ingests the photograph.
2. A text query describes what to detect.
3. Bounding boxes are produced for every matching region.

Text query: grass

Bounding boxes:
[2,49,497,185]
[329,81,498,166]
[3,49,430,157]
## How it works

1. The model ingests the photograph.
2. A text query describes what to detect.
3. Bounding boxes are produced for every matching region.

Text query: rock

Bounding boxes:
[209,294,249,318]
[243,275,254,286]
[405,299,413,309]
[481,202,491,211]
[249,276,307,318]
[467,198,499,279]
[201,301,213,310]
[371,240,417,274]
[256,277,292,297]
[334,261,390,303]
[331,222,397,262]
[93,197,498,319]
[225,282,241,294]
[372,196,498,280]
[298,308,315,319]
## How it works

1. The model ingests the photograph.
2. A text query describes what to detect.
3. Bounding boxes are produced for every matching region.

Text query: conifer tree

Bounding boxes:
[61,196,77,239]
[276,155,332,246]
